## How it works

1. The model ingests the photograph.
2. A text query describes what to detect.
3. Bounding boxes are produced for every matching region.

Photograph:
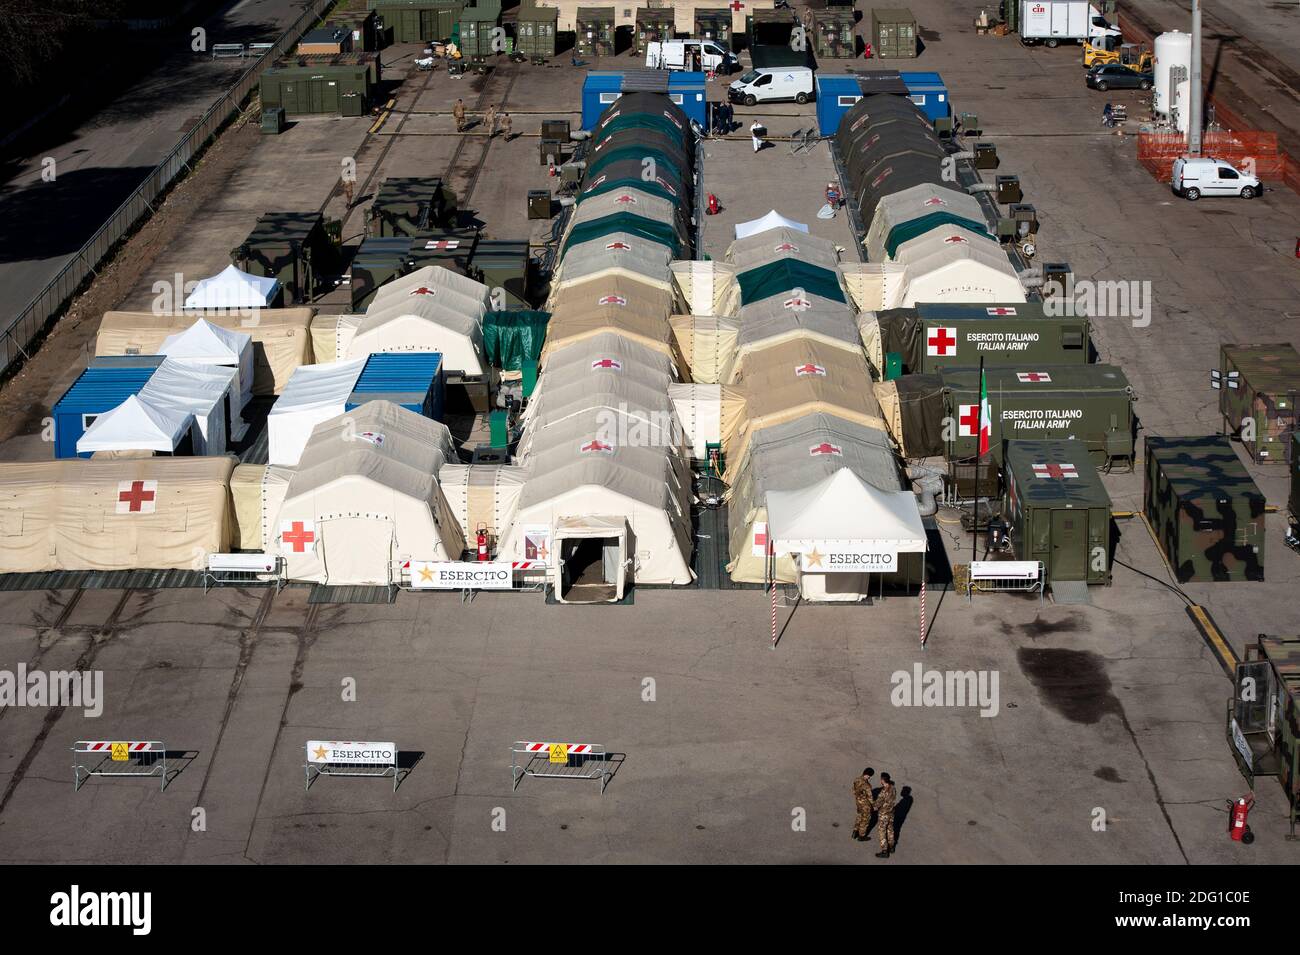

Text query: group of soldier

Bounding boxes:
[851,767,898,858]
[452,99,513,141]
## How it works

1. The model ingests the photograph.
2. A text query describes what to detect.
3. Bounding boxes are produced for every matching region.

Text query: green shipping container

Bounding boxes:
[1229,636,1300,837]
[811,9,856,58]
[871,6,918,59]
[369,177,459,237]
[368,0,462,43]
[516,2,558,59]
[635,8,676,57]
[260,53,381,116]
[1219,343,1300,465]
[576,6,615,57]
[1144,434,1264,583]
[459,3,502,57]
[1003,439,1112,586]
[695,9,731,46]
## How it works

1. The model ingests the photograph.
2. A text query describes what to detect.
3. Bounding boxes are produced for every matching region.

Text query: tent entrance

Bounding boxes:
[320,517,396,586]
[554,517,628,604]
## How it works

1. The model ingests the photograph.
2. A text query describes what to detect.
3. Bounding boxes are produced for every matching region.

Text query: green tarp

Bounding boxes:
[483,310,549,371]
[735,259,846,306]
[563,212,680,255]
[884,211,992,259]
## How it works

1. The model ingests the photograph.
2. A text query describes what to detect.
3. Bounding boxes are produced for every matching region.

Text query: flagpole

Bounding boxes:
[973,356,983,567]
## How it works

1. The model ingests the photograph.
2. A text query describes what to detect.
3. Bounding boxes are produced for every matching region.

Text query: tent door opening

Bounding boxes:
[554,518,628,603]
[320,517,396,586]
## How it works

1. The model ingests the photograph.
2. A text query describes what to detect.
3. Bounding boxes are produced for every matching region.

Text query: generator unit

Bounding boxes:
[232,212,339,305]
[1218,343,1300,465]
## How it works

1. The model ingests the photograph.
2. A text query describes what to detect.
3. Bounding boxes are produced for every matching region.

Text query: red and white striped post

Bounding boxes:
[919,576,927,649]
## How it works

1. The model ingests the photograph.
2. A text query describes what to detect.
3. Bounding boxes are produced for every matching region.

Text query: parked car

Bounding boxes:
[1085,64,1152,91]
[1171,157,1261,201]
[728,66,814,106]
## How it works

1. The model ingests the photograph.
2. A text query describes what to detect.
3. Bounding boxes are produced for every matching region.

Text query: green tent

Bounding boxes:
[596,111,693,143]
[578,172,680,206]
[563,212,680,255]
[587,144,685,183]
[483,310,549,371]
[736,259,846,306]
[883,211,993,259]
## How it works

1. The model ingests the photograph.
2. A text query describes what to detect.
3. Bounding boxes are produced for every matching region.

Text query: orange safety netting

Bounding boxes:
[1136,131,1284,182]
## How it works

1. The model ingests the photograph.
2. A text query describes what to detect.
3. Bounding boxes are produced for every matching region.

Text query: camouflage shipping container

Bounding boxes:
[368,177,458,237]
[1144,434,1264,583]
[941,364,1134,467]
[810,8,856,59]
[576,6,615,57]
[232,212,339,305]
[1219,343,1300,464]
[863,302,1090,376]
[1003,439,1111,585]
[635,8,676,57]
[1229,635,1300,836]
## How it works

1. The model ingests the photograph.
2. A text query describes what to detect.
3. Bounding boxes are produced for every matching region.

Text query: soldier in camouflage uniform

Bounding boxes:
[851,767,875,841]
[874,772,897,858]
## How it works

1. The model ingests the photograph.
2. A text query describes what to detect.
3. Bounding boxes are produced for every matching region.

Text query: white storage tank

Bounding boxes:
[1173,79,1191,134]
[1154,30,1192,118]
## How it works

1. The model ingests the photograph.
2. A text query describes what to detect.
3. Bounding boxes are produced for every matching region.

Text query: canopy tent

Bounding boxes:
[95,308,315,396]
[735,259,846,308]
[895,228,1026,305]
[137,360,240,455]
[734,210,809,240]
[0,457,234,572]
[726,227,841,274]
[76,393,195,456]
[670,314,740,384]
[863,184,989,264]
[275,401,462,585]
[230,463,294,551]
[669,260,738,317]
[182,264,281,310]
[439,463,529,545]
[556,231,675,291]
[724,413,904,584]
[159,318,255,413]
[267,358,367,466]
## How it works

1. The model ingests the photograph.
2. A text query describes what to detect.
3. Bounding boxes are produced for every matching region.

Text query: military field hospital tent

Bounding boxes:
[0,456,234,572]
[273,401,463,585]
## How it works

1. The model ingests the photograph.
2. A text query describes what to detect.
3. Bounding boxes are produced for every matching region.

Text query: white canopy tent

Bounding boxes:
[137,360,239,455]
[734,210,809,240]
[159,318,255,416]
[267,358,366,466]
[76,394,195,456]
[183,264,280,310]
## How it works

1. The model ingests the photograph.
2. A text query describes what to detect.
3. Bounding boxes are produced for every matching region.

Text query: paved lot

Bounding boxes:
[1,0,1299,863]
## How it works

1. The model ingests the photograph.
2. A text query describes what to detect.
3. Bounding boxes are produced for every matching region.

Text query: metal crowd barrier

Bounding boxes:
[510,741,610,794]
[72,740,168,791]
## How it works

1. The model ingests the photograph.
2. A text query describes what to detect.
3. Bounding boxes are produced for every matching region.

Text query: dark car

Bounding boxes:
[1086,64,1153,92]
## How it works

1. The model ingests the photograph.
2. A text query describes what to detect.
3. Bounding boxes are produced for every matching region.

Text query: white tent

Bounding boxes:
[76,394,195,455]
[159,318,255,416]
[267,358,366,466]
[734,210,810,240]
[767,467,926,601]
[894,228,1027,305]
[863,183,989,264]
[138,360,239,455]
[183,264,280,310]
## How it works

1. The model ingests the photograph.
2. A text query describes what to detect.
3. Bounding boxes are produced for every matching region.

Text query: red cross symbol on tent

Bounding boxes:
[927,326,957,356]
[598,294,627,306]
[1017,371,1052,383]
[958,403,980,437]
[783,295,811,311]
[409,286,436,296]
[580,440,614,454]
[656,177,678,195]
[584,175,607,192]
[943,234,968,244]
[591,358,622,370]
[613,194,637,204]
[606,241,631,251]
[794,362,827,377]
[774,242,799,252]
[809,442,842,456]
[1032,462,1079,479]
[986,306,1017,316]
[116,480,157,514]
[729,0,744,10]
[427,240,459,250]
[923,196,947,206]
[871,168,894,188]
[281,520,316,554]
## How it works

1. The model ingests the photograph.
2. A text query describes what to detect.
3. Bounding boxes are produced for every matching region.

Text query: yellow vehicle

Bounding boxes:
[1083,40,1151,72]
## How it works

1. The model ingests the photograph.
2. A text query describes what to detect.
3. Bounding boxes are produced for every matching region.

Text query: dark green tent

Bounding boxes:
[483,310,549,371]
[883,212,992,258]
[587,144,685,183]
[562,212,680,256]
[736,259,846,307]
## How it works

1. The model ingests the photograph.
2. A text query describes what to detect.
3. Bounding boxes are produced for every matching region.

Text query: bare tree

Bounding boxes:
[0,1,123,91]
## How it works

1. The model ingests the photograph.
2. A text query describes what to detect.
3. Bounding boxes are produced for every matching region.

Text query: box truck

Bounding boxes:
[1014,1,1119,47]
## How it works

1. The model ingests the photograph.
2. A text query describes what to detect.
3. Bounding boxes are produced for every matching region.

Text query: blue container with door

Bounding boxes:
[345,352,445,423]
[815,70,950,135]
[581,71,709,130]
[51,356,165,459]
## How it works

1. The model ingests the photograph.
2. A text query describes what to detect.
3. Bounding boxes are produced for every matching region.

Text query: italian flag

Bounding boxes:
[978,364,991,457]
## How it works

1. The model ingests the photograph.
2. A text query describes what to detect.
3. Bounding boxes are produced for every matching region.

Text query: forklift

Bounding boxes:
[1082,39,1152,72]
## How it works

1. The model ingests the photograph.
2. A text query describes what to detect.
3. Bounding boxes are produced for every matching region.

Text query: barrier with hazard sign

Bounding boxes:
[510,740,609,794]
[72,740,168,792]
[305,740,402,791]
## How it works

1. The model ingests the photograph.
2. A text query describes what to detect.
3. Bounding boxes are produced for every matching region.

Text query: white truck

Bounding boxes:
[727,66,815,106]
[1017,1,1120,48]
[646,39,738,74]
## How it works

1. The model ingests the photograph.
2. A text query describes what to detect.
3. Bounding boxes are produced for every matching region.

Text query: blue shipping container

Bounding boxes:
[52,358,164,459]
[345,352,445,423]
[581,72,709,130]
[815,71,950,135]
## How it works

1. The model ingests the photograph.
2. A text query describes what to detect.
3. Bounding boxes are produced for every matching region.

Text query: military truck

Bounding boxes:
[1144,434,1265,583]
[941,364,1135,467]
[862,302,1091,376]
[1219,343,1300,464]
[1227,634,1299,838]
[1003,439,1112,587]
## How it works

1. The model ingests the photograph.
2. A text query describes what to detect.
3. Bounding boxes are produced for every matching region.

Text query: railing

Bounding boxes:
[0,0,337,378]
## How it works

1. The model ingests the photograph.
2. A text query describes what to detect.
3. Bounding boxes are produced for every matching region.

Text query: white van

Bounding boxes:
[727,66,815,106]
[646,39,737,74]
[1171,157,1261,201]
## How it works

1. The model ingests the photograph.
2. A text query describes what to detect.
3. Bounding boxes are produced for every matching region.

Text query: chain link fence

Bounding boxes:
[0,0,337,377]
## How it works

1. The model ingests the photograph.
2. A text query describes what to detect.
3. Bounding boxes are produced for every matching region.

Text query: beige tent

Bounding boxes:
[0,457,234,573]
[96,309,315,396]
[538,330,678,382]
[722,338,889,475]
[309,313,363,364]
[669,260,737,317]
[669,382,745,458]
[726,227,842,273]
[439,463,529,546]
[838,263,908,313]
[669,314,739,384]
[540,276,679,363]
[274,401,463,585]
[893,228,1026,305]
[230,463,294,551]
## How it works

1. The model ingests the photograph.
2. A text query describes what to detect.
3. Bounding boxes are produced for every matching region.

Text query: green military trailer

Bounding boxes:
[576,6,615,57]
[635,7,676,57]
[408,229,479,273]
[350,236,413,309]
[865,302,1090,376]
[260,53,381,116]
[1003,439,1112,587]
[473,239,531,309]
[367,0,461,43]
[1227,634,1300,838]
[810,7,857,58]
[1219,343,1300,465]
[1144,434,1265,583]
[941,364,1135,468]
[368,177,458,238]
[232,212,339,305]
[515,1,559,60]
[329,10,380,51]
[870,6,917,58]
[695,8,732,48]
[459,3,502,57]
[748,8,798,47]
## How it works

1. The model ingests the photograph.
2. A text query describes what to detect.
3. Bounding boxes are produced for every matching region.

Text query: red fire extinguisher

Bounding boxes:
[864,42,873,60]
[476,524,489,562]
[1227,792,1255,844]
[706,193,720,216]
